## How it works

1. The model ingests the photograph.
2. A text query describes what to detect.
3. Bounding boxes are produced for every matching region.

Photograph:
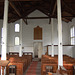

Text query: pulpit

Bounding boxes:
[0,60,9,75]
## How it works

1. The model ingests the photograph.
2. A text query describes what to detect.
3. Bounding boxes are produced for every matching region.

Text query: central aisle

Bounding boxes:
[25,58,41,75]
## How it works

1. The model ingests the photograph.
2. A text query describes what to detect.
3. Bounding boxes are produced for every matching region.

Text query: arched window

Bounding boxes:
[15,37,19,45]
[15,23,20,32]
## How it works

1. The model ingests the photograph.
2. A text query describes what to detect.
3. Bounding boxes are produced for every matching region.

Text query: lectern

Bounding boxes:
[0,60,9,75]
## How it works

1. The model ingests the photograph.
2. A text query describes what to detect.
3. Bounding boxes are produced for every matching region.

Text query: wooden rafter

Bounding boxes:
[37,8,49,17]
[49,18,51,24]
[62,18,70,23]
[0,0,41,2]
[62,0,75,15]
[24,15,75,19]
[25,17,50,19]
[9,2,21,17]
[0,0,74,23]
[63,9,75,16]
[52,0,57,15]
[23,6,37,17]
[9,2,28,25]
[9,0,41,1]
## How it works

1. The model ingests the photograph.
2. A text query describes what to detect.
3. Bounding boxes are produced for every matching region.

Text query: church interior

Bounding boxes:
[0,0,75,75]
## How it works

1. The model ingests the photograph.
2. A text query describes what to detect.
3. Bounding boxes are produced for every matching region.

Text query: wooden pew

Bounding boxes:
[41,55,75,75]
[6,52,33,75]
[48,72,52,75]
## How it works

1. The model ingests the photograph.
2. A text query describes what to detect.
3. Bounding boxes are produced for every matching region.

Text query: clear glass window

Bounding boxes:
[15,24,20,32]
[15,37,19,45]
[70,26,75,45]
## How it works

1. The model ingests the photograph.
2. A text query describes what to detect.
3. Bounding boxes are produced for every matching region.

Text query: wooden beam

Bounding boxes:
[49,18,51,24]
[9,2,21,17]
[23,7,36,17]
[62,0,75,14]
[23,16,75,19]
[9,0,41,1]
[52,0,57,15]
[25,17,50,19]
[9,2,28,25]
[37,8,49,17]
[62,18,70,23]
[63,9,75,16]
[0,0,41,2]
[23,19,28,25]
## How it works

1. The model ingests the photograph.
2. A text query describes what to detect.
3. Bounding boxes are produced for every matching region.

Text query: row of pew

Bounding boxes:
[41,55,75,75]
[6,52,33,75]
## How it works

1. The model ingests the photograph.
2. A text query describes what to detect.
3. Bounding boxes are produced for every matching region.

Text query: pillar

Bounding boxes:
[19,19,23,57]
[1,0,9,75]
[57,0,63,69]
[1,0,9,60]
[51,18,54,57]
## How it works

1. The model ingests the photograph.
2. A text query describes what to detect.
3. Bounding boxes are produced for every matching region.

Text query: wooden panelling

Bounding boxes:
[34,26,42,40]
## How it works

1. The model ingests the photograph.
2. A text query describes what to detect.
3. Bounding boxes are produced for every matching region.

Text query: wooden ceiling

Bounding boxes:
[0,0,75,24]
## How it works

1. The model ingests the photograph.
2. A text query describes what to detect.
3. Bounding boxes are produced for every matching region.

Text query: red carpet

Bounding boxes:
[25,61,38,75]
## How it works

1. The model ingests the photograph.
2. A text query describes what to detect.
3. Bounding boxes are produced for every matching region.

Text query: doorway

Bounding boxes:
[33,42,43,58]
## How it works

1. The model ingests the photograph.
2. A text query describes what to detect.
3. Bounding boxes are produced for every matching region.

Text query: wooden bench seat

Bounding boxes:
[41,55,75,75]
[6,62,24,75]
[6,53,32,75]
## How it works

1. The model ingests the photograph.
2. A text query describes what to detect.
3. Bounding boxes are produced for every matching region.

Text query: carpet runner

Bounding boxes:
[25,58,41,75]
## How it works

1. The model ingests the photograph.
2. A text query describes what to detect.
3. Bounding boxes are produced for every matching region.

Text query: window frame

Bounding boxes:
[15,37,20,46]
[70,26,75,45]
[15,23,20,32]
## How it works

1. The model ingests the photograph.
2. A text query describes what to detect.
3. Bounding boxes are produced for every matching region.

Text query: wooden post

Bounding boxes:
[57,0,63,69]
[47,46,48,55]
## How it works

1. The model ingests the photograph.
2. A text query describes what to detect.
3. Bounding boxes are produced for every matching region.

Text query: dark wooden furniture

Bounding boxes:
[0,60,9,75]
[6,54,32,75]
[73,65,75,75]
[46,65,53,74]
[48,72,52,75]
[9,65,16,75]
[41,55,75,75]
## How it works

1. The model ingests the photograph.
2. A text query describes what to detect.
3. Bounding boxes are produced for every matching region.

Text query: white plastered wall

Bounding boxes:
[0,10,74,57]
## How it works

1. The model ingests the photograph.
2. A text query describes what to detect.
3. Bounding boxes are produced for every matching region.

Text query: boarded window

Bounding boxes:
[34,26,42,40]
